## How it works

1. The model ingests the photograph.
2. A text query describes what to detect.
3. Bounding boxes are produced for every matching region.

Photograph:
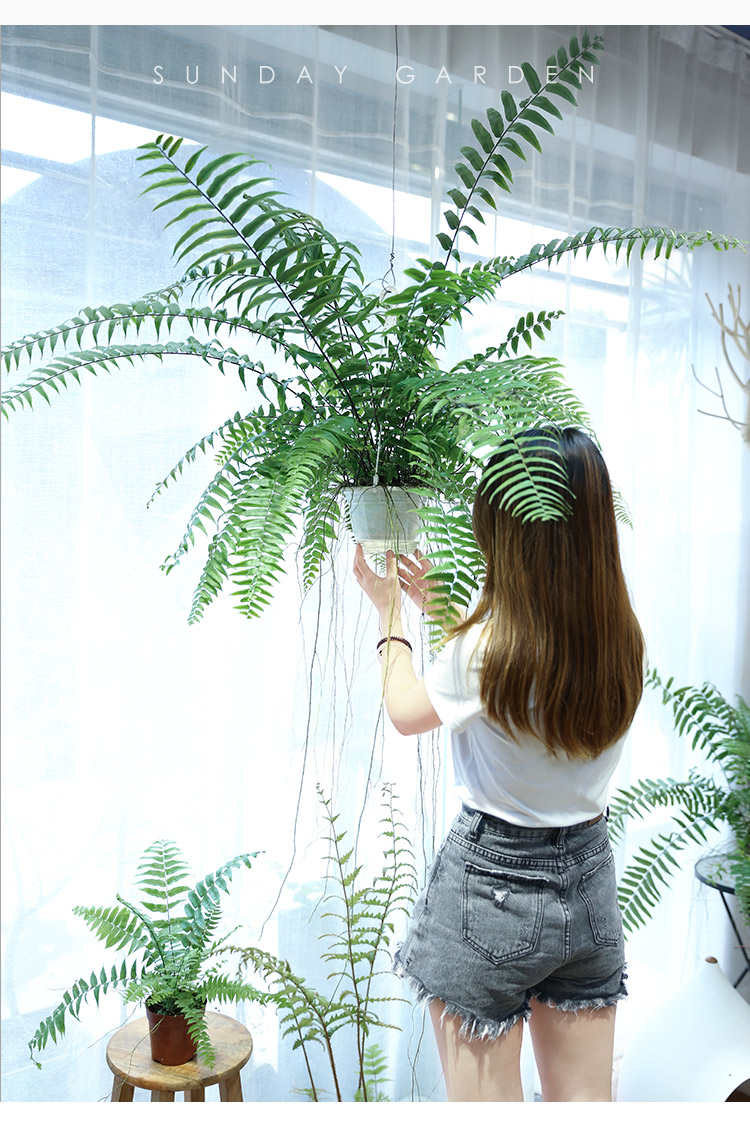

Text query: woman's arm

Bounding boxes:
[353,545,442,736]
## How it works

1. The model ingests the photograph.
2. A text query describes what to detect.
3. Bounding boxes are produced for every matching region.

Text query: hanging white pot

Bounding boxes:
[616,956,750,1101]
[341,486,425,556]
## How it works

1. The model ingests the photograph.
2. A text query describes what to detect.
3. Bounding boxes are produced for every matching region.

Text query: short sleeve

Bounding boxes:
[423,625,485,733]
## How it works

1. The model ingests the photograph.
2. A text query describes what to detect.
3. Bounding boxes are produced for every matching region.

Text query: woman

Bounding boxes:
[352,427,644,1102]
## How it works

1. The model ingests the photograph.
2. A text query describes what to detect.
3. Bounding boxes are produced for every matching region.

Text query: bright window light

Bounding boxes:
[1,92,92,161]
[0,93,177,202]
[316,170,431,246]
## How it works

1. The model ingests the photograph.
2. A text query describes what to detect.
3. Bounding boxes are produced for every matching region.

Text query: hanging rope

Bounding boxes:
[379,24,399,302]
[374,26,400,487]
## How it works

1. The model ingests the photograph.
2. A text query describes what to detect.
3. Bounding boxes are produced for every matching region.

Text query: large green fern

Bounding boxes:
[609,670,750,936]
[28,840,262,1070]
[2,31,744,624]
[225,783,417,1101]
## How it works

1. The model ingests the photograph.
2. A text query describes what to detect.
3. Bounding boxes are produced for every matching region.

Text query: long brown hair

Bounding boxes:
[445,427,644,760]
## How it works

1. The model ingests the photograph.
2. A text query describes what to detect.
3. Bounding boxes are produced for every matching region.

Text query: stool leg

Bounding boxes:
[111,1075,134,1102]
[185,1088,205,1101]
[151,1090,175,1101]
[216,1071,242,1098]
[219,1071,243,1102]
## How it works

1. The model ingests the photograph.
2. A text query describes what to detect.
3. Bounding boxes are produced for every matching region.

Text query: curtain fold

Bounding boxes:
[2,23,749,1102]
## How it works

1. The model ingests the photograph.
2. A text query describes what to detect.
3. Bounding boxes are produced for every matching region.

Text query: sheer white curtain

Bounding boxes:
[2,24,749,1103]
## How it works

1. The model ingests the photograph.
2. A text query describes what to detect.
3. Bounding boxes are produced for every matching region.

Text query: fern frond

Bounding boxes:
[28,959,141,1067]
[220,418,357,622]
[607,772,723,844]
[436,34,606,265]
[71,903,152,956]
[134,840,193,916]
[355,1043,391,1101]
[0,337,272,419]
[137,137,376,404]
[646,669,747,762]
[618,813,722,935]
[298,485,342,591]
[413,500,484,646]
[391,226,745,354]
[181,851,257,950]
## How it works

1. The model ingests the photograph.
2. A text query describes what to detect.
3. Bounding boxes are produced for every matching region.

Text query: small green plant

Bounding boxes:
[225,784,417,1101]
[609,669,750,934]
[28,840,262,1069]
[355,1043,391,1102]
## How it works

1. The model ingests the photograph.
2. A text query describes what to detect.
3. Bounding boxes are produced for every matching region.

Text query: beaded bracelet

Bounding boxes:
[376,635,412,653]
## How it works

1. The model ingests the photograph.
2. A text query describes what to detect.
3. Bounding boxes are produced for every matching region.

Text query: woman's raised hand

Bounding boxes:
[397,549,436,614]
[353,544,402,615]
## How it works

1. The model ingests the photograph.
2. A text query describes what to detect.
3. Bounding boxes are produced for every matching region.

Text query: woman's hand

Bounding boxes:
[398,549,468,625]
[397,549,435,614]
[353,544,402,615]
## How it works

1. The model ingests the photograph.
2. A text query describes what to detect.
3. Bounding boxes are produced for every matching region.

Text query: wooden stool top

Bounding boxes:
[106,1013,252,1093]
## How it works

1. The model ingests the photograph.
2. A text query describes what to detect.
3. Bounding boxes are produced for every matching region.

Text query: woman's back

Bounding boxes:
[425,620,627,826]
[440,427,645,760]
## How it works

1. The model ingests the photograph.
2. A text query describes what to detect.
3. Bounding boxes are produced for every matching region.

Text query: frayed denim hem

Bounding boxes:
[530,968,628,1014]
[392,949,531,1042]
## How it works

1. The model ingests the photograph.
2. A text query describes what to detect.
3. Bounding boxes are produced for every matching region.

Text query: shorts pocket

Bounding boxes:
[578,851,622,946]
[461,861,548,965]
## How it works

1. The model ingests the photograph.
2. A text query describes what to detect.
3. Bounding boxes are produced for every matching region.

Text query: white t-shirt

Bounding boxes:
[423,622,626,828]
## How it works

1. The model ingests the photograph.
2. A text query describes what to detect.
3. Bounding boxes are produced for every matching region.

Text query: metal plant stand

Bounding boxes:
[694,849,750,989]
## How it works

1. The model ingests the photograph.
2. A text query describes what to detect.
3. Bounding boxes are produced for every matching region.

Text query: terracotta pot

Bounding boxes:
[145,1001,202,1066]
[342,486,425,555]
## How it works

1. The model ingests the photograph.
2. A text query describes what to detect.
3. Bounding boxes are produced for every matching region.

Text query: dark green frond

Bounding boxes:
[436,36,606,264]
[415,502,485,647]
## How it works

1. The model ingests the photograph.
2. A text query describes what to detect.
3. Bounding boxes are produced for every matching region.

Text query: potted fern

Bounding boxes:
[2,31,743,627]
[28,840,262,1069]
[609,670,750,937]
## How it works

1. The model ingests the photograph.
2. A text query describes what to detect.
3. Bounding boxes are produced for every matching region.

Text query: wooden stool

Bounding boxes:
[106,1012,252,1102]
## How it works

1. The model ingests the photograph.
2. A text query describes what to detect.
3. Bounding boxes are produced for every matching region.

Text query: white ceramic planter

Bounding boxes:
[341,486,425,555]
[616,956,750,1101]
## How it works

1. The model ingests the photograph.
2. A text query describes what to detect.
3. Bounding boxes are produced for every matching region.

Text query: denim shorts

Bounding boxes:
[393,806,627,1040]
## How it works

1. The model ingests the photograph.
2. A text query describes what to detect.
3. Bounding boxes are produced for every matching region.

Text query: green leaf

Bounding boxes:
[545,81,578,106]
[460,146,485,173]
[454,162,476,190]
[518,107,555,134]
[471,118,495,154]
[498,137,526,160]
[500,91,517,121]
[508,122,542,153]
[521,62,542,93]
[533,95,564,120]
[486,107,504,136]
[195,151,245,187]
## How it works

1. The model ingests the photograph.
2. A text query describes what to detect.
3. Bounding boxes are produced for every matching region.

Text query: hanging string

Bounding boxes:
[380,23,399,300]
[374,25,400,487]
